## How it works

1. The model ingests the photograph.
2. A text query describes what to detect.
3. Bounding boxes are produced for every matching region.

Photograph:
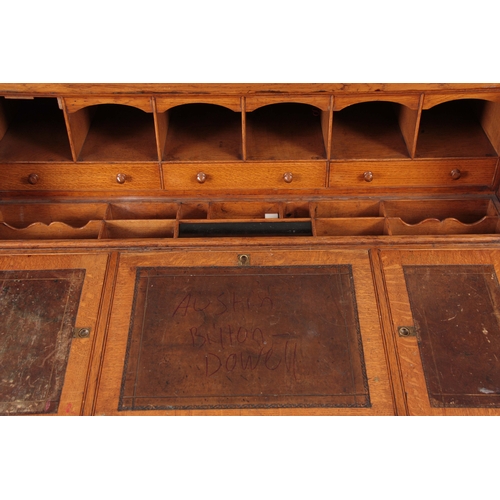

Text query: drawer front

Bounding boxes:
[162,162,327,190]
[0,163,162,191]
[329,159,498,188]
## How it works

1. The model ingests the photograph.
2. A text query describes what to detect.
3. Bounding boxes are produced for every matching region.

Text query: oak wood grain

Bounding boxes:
[94,249,395,415]
[0,253,109,415]
[0,163,162,191]
[379,249,500,415]
[329,159,497,188]
[162,162,327,190]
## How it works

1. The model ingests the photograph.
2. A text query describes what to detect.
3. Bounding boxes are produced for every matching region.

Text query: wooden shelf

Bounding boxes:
[162,104,242,161]
[416,99,499,158]
[246,103,326,160]
[331,102,410,159]
[74,104,157,162]
[0,98,72,162]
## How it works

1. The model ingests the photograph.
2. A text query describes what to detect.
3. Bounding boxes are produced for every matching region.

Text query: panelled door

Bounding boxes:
[95,248,394,415]
[0,252,110,415]
[379,248,500,415]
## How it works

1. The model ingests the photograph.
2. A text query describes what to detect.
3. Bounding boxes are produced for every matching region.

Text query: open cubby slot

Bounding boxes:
[101,220,176,239]
[162,104,242,161]
[178,202,209,220]
[74,104,157,161]
[331,102,411,159]
[0,97,72,161]
[386,217,499,236]
[0,203,108,228]
[313,200,382,218]
[107,202,178,220]
[209,202,280,219]
[416,99,499,158]
[382,199,498,224]
[246,103,326,160]
[315,218,386,236]
[283,202,311,218]
[0,221,102,240]
[179,220,312,237]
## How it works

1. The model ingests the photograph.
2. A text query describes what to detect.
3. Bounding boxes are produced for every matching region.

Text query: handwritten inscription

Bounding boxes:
[119,266,370,410]
[172,290,273,317]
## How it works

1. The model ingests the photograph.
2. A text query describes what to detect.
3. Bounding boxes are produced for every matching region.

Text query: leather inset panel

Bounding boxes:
[0,269,85,414]
[119,265,370,410]
[404,265,500,407]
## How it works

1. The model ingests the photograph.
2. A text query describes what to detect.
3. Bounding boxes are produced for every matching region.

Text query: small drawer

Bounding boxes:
[329,159,498,188]
[162,162,327,190]
[0,163,161,191]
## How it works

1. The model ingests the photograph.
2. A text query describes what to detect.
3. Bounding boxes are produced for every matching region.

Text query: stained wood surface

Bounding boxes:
[382,199,497,223]
[0,221,103,240]
[0,163,162,191]
[75,105,157,161]
[63,96,153,114]
[329,159,497,188]
[156,96,241,113]
[331,102,410,159]
[162,162,327,190]
[416,100,498,158]
[246,104,327,160]
[101,220,176,239]
[379,249,500,415]
[315,218,386,236]
[422,92,500,109]
[385,217,499,236]
[162,104,242,161]
[107,202,178,220]
[313,200,382,218]
[245,95,330,112]
[480,101,500,154]
[333,93,421,111]
[94,249,394,415]
[2,83,499,96]
[208,201,280,219]
[65,106,93,162]
[0,98,72,162]
[0,202,108,227]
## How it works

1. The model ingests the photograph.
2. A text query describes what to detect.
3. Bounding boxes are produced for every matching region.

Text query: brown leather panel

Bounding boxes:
[119,265,370,410]
[404,265,500,407]
[0,269,85,414]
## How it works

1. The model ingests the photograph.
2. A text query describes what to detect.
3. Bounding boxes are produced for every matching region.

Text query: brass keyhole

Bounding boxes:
[238,254,250,266]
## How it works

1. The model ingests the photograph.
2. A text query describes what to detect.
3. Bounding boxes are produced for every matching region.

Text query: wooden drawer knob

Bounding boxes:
[116,173,127,184]
[283,172,293,183]
[450,168,461,180]
[196,172,207,184]
[28,173,39,185]
[363,171,374,182]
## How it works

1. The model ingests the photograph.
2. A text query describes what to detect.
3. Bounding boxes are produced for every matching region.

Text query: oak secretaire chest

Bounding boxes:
[1,83,500,415]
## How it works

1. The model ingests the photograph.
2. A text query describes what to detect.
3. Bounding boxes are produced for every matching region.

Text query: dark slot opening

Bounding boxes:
[179,221,313,238]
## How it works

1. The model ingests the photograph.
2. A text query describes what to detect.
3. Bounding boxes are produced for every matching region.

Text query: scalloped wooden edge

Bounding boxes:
[0,220,103,240]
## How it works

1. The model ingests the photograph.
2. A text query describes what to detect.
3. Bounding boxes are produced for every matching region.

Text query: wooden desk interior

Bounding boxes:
[1,83,500,415]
